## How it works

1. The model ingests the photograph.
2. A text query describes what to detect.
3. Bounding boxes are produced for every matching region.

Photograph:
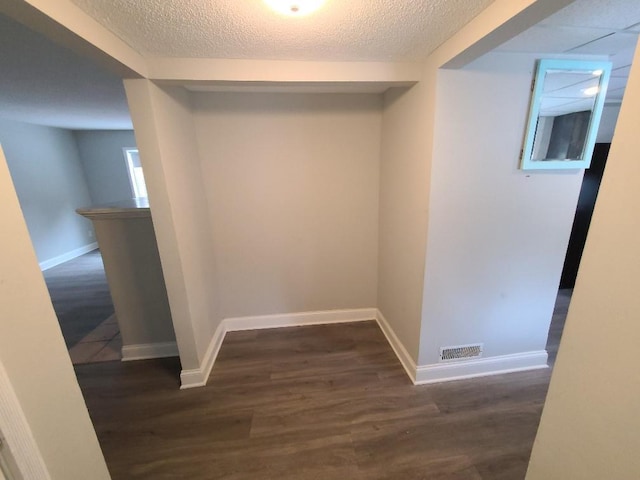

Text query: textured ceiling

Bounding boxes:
[70,0,496,61]
[2,0,639,129]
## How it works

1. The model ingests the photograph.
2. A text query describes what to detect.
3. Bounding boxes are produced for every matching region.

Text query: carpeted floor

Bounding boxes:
[43,249,115,349]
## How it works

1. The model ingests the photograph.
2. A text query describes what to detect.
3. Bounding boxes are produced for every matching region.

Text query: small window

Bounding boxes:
[123,148,148,199]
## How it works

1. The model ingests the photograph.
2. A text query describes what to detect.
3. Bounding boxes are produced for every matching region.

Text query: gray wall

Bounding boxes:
[0,144,111,480]
[0,118,95,265]
[74,130,137,204]
[420,52,584,365]
[192,92,381,319]
[596,104,621,143]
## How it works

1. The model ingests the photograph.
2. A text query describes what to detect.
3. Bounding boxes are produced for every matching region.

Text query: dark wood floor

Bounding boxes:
[43,250,114,348]
[75,292,569,480]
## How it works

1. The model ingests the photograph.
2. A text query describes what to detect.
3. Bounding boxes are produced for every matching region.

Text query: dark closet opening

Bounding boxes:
[559,142,611,288]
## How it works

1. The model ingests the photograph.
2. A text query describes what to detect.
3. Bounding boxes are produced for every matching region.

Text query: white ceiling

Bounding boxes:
[69,0,496,62]
[0,0,638,129]
[0,14,132,130]
[539,71,601,116]
[494,0,640,105]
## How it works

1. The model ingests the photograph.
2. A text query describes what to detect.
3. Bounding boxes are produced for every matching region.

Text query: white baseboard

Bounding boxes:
[413,350,549,385]
[39,242,98,271]
[179,308,377,389]
[375,309,418,383]
[178,307,548,389]
[375,309,549,385]
[179,321,227,390]
[226,308,377,332]
[121,341,179,362]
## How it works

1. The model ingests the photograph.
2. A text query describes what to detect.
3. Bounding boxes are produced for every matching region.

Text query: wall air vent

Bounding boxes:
[439,343,483,362]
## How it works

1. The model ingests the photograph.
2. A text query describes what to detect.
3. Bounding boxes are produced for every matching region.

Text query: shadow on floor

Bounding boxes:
[42,249,120,364]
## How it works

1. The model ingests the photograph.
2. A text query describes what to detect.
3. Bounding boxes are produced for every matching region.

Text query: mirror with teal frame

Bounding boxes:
[521,59,612,170]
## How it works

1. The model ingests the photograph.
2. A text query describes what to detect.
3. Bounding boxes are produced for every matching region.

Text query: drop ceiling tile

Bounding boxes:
[609,46,638,69]
[611,65,632,77]
[496,25,616,54]
[568,32,639,55]
[542,0,640,30]
[606,76,629,92]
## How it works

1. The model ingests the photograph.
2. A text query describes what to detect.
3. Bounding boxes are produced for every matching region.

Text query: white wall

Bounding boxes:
[419,52,584,365]
[377,81,433,361]
[526,38,640,480]
[374,0,568,368]
[192,92,381,318]
[0,118,95,266]
[74,130,137,204]
[125,80,220,373]
[0,145,110,480]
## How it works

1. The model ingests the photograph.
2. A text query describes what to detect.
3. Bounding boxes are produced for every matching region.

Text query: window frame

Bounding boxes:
[123,148,147,199]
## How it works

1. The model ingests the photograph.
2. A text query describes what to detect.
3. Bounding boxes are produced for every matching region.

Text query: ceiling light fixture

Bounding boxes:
[264,0,326,16]
[582,86,600,97]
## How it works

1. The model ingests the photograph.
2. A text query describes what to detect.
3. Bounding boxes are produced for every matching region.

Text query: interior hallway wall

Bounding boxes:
[419,52,584,365]
[0,118,95,267]
[526,37,640,480]
[377,80,433,362]
[125,80,221,374]
[0,145,110,479]
[192,92,381,319]
[374,0,573,368]
[74,129,137,204]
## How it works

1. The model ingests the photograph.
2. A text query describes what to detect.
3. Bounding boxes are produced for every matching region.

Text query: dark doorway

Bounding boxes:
[559,143,611,288]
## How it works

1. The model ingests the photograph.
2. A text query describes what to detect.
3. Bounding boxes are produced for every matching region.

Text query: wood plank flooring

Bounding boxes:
[43,249,114,348]
[75,292,569,480]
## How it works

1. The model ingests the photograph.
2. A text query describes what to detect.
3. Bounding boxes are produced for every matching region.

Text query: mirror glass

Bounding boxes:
[521,59,612,170]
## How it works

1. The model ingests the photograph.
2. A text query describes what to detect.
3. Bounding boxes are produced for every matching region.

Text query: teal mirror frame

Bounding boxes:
[520,59,612,170]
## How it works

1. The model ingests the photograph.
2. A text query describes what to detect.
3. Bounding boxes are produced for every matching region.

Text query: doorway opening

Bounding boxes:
[551,142,614,355]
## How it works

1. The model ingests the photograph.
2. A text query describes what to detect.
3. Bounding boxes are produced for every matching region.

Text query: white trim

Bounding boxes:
[179,321,226,390]
[374,309,418,384]
[179,308,377,390]
[178,308,547,390]
[0,360,52,480]
[121,342,179,362]
[374,309,549,385]
[414,351,549,385]
[226,308,377,332]
[39,242,98,271]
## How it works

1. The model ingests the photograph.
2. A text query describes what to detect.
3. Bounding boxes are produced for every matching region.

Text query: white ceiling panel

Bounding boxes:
[492,0,637,124]
[609,46,638,68]
[495,25,616,53]
[543,72,600,95]
[540,97,597,116]
[568,32,640,55]
[612,65,632,77]
[606,76,630,91]
[541,0,640,30]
